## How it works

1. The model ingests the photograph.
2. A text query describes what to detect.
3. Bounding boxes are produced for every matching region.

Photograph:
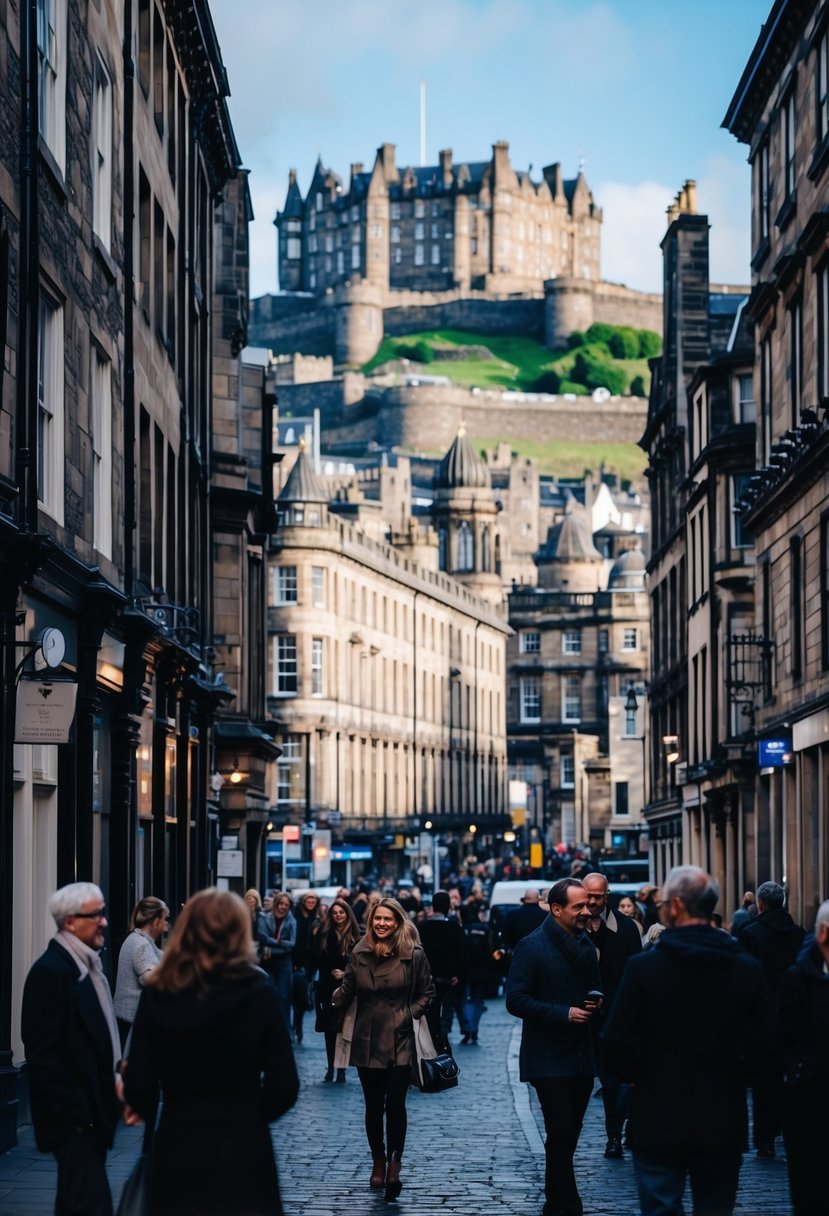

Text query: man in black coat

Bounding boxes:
[506,878,601,1216]
[417,890,468,1051]
[22,882,123,1216]
[602,865,769,1216]
[502,887,548,952]
[582,871,641,1159]
[738,880,805,1156]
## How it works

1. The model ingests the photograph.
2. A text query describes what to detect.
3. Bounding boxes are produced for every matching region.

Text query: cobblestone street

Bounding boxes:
[0,997,792,1215]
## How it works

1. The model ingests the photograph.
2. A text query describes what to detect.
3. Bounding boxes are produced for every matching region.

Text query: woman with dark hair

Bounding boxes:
[314,898,360,1082]
[333,897,434,1201]
[268,891,297,1030]
[244,888,281,975]
[123,889,299,1216]
[113,896,169,1049]
[292,891,323,1045]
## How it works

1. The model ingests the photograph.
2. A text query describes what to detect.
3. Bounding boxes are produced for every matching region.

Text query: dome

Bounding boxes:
[609,547,646,587]
[434,427,490,491]
[537,512,603,563]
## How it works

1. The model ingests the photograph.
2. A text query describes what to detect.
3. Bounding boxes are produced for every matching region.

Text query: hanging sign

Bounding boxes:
[15,680,78,744]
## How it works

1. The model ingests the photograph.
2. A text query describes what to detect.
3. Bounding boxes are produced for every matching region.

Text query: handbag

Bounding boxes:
[412,1016,459,1093]
[116,1152,148,1216]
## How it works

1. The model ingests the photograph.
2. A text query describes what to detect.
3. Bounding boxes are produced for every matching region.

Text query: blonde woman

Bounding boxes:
[333,897,434,1201]
[124,889,298,1216]
[113,896,169,1049]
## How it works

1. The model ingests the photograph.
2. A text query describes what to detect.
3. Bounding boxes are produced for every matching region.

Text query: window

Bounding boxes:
[431,244,440,265]
[277,736,303,802]
[598,628,609,654]
[757,138,770,246]
[286,237,301,259]
[736,372,755,424]
[782,90,796,201]
[391,226,400,243]
[730,475,753,549]
[312,566,325,607]
[760,337,772,464]
[625,702,637,737]
[790,537,803,681]
[275,566,297,603]
[390,203,401,220]
[351,244,360,270]
[520,677,541,723]
[414,245,424,266]
[37,0,67,171]
[457,522,473,571]
[274,635,298,695]
[37,294,64,525]
[818,262,829,403]
[520,630,540,654]
[614,781,629,816]
[789,297,803,423]
[560,752,575,788]
[821,509,829,670]
[622,628,638,651]
[91,56,112,250]
[311,638,324,696]
[91,348,112,557]
[562,630,581,655]
[562,674,581,722]
[819,27,829,146]
[415,200,425,218]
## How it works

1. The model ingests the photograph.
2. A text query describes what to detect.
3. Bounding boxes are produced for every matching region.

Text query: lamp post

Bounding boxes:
[624,687,648,831]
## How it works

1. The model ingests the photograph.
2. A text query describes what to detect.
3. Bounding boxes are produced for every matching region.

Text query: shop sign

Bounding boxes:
[216,849,244,877]
[757,738,792,768]
[15,680,78,744]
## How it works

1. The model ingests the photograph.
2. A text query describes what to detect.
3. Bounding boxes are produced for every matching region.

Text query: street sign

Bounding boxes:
[15,680,78,744]
[327,811,342,825]
[283,825,301,843]
[301,821,316,836]
[216,849,244,877]
[758,738,792,767]
[220,835,238,851]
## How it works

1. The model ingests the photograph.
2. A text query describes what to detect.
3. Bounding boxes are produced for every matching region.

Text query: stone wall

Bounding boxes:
[384,296,544,340]
[545,277,663,349]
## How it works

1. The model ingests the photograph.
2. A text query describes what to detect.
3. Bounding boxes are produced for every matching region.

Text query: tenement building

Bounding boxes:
[277,141,602,297]
[0,0,259,1146]
[267,447,510,869]
[724,0,829,927]
[507,509,650,861]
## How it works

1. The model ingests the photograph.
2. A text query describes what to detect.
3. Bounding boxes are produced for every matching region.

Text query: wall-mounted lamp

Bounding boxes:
[424,819,434,830]
[503,831,516,843]
[229,758,243,785]
[662,735,680,764]
[468,824,477,835]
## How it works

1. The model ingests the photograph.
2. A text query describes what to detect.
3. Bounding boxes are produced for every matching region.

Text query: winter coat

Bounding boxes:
[601,924,770,1153]
[417,915,468,983]
[586,907,642,1018]
[124,972,298,1216]
[21,939,121,1152]
[505,915,600,1081]
[292,908,323,973]
[263,910,296,974]
[502,903,547,951]
[335,937,434,1068]
[776,939,829,1087]
[738,907,805,1001]
[314,932,356,1031]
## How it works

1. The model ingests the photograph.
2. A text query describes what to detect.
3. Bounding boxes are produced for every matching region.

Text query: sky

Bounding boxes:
[208,0,771,301]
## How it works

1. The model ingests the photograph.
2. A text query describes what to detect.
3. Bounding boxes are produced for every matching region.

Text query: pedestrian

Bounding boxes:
[502,887,548,952]
[617,895,644,936]
[268,890,297,1030]
[21,882,122,1216]
[582,872,641,1160]
[636,885,662,930]
[459,905,493,1044]
[314,896,360,1082]
[123,888,299,1216]
[292,891,323,1045]
[113,896,169,1050]
[776,900,829,1216]
[602,865,770,1216]
[738,880,805,1158]
[505,878,601,1216]
[729,890,757,937]
[417,889,468,1051]
[332,897,434,1201]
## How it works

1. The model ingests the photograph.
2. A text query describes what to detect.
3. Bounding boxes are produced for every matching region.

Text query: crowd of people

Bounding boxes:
[18,866,826,1216]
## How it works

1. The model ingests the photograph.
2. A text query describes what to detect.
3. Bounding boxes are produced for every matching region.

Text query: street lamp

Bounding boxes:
[624,687,648,814]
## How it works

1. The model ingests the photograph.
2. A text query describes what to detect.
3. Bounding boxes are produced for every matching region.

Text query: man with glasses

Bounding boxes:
[22,882,123,1216]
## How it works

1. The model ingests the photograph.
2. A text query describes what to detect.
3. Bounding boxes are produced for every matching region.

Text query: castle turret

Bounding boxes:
[275,168,305,292]
[432,426,503,609]
[535,507,603,592]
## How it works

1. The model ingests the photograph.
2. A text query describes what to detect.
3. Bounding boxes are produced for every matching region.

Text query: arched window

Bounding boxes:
[438,528,447,571]
[482,526,491,572]
[457,521,473,572]
[494,532,502,576]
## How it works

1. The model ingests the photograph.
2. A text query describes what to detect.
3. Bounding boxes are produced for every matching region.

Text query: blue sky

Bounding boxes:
[209,0,771,300]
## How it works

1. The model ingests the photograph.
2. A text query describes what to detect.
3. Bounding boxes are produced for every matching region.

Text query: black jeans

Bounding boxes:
[426,978,456,1052]
[54,1128,112,1216]
[783,1081,823,1215]
[357,1064,412,1156]
[632,1148,741,1216]
[593,1037,627,1139]
[532,1075,593,1216]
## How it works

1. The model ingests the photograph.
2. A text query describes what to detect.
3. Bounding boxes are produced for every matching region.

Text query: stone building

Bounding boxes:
[507,509,650,858]
[277,141,602,298]
[266,447,510,873]
[0,0,253,1145]
[723,0,829,927]
[641,183,754,893]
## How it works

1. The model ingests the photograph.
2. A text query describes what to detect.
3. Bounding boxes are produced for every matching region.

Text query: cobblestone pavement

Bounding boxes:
[0,997,793,1215]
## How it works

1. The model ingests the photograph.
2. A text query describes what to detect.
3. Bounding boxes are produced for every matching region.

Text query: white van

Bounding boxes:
[488,879,551,939]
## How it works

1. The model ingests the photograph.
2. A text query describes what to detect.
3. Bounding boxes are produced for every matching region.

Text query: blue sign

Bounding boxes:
[758,738,792,768]
[331,847,373,861]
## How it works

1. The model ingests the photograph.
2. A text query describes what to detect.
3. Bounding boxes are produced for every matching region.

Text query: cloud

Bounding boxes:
[697,154,752,287]
[594,179,674,293]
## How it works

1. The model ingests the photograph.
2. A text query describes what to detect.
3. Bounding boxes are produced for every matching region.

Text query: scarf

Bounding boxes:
[57,930,121,1068]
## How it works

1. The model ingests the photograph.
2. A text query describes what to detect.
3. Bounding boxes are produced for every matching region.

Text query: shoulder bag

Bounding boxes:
[411,1015,460,1093]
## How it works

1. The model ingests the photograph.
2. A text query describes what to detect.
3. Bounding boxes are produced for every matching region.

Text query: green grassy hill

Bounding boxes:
[362,325,657,396]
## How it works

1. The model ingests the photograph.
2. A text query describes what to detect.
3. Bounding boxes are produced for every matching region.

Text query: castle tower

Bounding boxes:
[431,426,503,609]
[535,505,604,592]
[275,169,304,292]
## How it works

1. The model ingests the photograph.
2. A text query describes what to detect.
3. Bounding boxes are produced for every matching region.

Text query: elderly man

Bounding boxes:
[602,865,769,1216]
[22,882,123,1216]
[582,872,641,1159]
[506,878,601,1216]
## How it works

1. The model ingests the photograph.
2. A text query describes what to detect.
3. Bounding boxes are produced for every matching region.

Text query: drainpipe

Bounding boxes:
[17,0,40,530]
[122,0,136,595]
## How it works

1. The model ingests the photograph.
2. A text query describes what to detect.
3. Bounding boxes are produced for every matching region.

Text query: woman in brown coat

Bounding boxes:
[333,897,434,1201]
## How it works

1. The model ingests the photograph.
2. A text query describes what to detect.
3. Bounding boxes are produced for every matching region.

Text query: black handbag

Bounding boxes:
[419,1051,460,1093]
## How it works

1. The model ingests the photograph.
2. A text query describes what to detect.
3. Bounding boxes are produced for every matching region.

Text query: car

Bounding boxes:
[487,879,552,939]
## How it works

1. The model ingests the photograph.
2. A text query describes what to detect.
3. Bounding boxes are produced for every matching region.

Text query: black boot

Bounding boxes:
[336,1068,346,1083]
[323,1066,334,1083]
[384,1151,402,1201]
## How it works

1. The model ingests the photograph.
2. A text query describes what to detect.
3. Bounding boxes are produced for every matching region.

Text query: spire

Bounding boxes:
[278,447,328,505]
